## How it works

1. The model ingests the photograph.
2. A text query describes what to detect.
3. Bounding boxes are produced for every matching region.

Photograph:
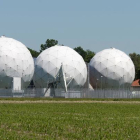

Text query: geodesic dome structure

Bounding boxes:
[33,45,87,90]
[89,48,135,89]
[0,36,34,89]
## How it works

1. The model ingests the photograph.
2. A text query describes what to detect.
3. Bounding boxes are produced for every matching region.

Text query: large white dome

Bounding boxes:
[0,36,34,89]
[89,48,135,89]
[33,45,87,89]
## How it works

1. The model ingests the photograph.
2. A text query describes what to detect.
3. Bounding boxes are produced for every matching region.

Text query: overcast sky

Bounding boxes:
[0,0,140,54]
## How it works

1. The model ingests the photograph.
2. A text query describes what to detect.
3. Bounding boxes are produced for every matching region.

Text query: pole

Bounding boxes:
[101,76,103,98]
[96,79,98,98]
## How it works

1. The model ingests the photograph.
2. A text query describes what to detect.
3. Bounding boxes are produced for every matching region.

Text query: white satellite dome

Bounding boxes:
[0,36,34,89]
[89,48,135,89]
[33,45,87,91]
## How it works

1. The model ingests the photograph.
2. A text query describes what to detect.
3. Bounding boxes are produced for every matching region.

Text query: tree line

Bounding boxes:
[28,39,140,80]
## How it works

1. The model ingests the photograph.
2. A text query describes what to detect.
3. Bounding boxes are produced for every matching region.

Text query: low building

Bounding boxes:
[131,79,140,91]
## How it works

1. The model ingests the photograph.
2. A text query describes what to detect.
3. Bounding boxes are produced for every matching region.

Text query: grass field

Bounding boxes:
[0,99,140,139]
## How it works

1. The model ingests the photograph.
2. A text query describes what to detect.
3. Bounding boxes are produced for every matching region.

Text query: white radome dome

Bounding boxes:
[0,36,34,88]
[33,45,87,89]
[89,48,135,89]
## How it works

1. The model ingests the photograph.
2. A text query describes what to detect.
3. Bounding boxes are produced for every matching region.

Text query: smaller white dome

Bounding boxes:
[89,48,135,89]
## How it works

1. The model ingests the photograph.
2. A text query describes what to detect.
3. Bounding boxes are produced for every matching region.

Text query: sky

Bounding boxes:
[0,0,140,54]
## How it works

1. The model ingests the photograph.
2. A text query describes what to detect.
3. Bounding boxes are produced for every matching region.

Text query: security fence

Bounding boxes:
[0,87,140,98]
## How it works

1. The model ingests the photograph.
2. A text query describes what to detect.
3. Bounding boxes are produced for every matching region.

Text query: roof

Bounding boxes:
[131,79,140,87]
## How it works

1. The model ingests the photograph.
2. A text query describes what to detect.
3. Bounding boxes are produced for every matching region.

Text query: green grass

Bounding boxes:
[0,102,140,139]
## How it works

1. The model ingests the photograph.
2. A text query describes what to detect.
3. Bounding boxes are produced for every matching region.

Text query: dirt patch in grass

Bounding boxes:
[0,100,140,104]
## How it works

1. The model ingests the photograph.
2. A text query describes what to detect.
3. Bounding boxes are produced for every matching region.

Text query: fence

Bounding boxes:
[0,87,140,98]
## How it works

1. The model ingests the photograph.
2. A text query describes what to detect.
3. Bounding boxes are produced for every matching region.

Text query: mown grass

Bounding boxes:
[0,102,140,139]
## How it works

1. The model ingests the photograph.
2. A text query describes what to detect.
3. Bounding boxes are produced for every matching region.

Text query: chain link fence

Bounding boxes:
[0,87,139,98]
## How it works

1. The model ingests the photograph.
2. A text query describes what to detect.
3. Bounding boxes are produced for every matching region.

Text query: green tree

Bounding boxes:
[85,49,95,63]
[74,46,95,63]
[40,39,58,52]
[129,53,140,80]
[28,48,40,58]
[74,46,87,61]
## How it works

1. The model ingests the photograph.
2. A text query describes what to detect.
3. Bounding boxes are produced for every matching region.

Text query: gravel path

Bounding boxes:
[0,100,140,104]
